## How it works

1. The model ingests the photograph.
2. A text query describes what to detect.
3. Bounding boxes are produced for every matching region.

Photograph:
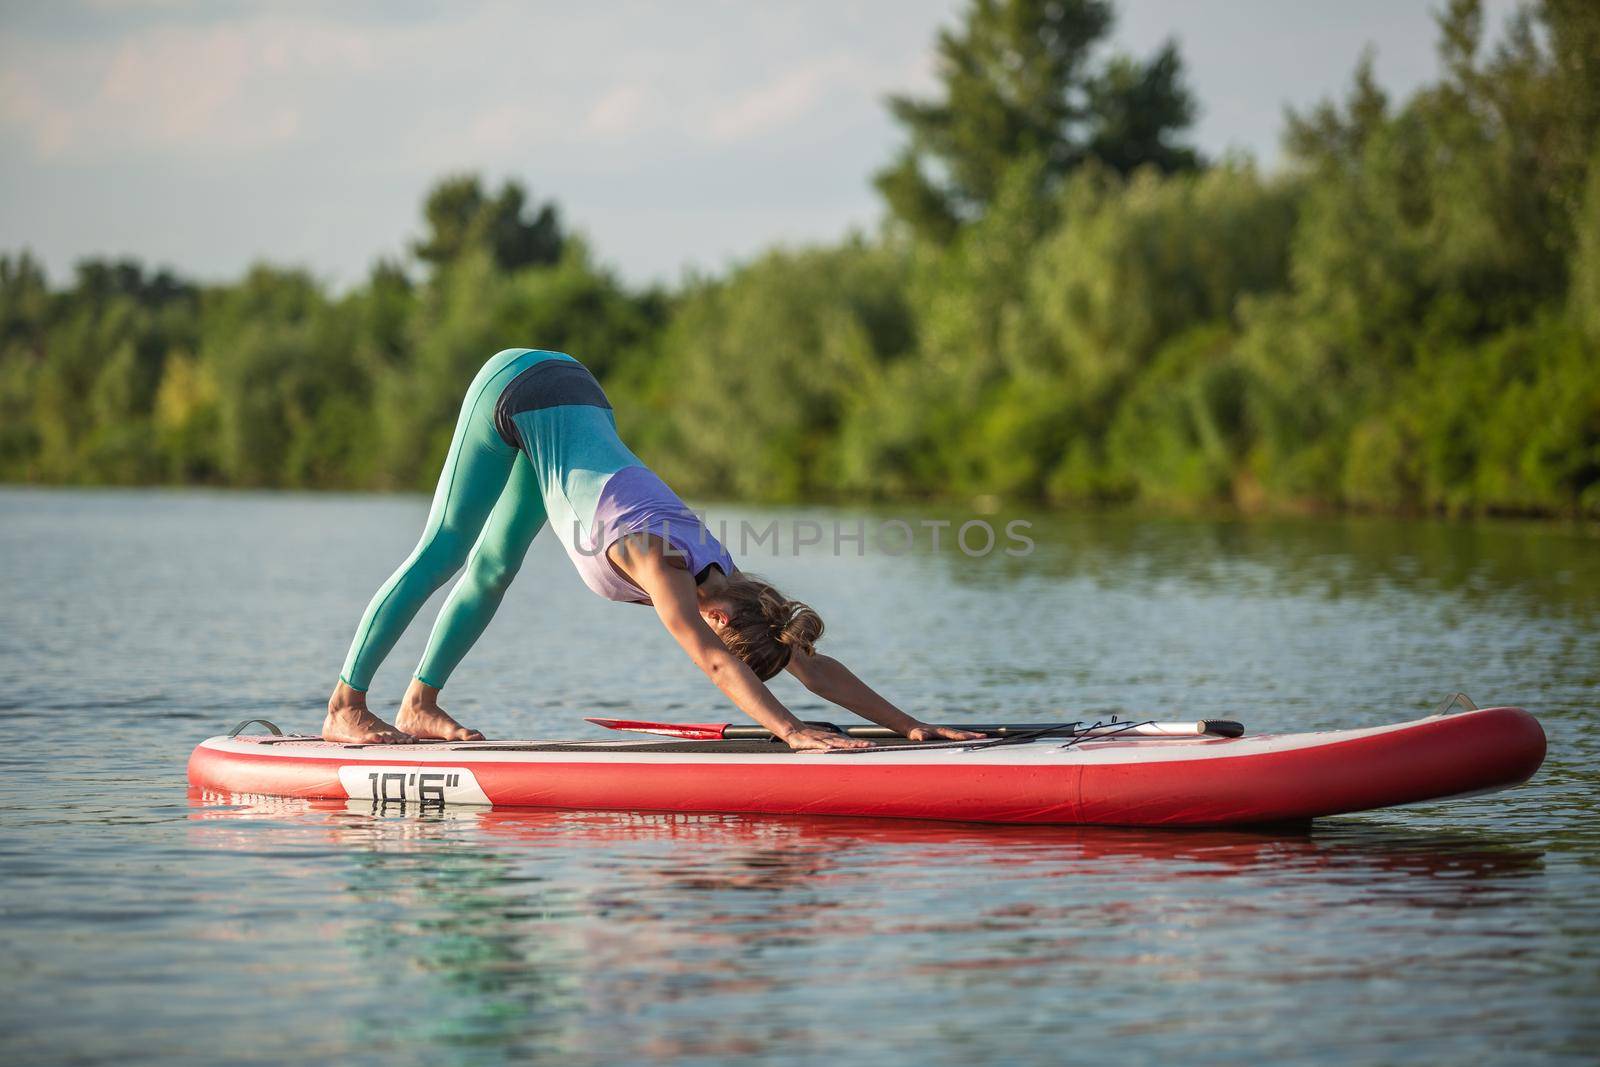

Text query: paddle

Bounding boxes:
[585,716,1245,741]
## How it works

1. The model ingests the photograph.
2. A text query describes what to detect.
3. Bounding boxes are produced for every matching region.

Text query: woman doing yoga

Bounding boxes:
[325,348,978,752]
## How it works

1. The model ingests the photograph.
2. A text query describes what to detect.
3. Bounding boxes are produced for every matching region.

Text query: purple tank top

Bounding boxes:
[568,465,735,603]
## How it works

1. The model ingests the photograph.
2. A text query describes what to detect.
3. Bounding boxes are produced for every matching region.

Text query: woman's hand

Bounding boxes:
[905,723,987,742]
[783,725,872,752]
[786,654,987,745]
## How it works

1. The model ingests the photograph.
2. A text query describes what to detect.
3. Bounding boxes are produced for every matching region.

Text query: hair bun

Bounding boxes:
[776,602,824,658]
[711,573,826,681]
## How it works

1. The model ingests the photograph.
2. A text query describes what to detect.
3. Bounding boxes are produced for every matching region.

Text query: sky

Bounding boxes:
[0,0,1523,288]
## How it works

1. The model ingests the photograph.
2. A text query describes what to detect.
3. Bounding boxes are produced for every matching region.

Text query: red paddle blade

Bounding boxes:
[585,717,729,740]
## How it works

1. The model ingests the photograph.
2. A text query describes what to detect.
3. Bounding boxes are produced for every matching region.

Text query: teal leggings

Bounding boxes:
[339,349,554,691]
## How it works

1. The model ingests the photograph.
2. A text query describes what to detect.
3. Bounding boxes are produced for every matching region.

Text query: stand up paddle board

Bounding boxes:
[187,705,1545,827]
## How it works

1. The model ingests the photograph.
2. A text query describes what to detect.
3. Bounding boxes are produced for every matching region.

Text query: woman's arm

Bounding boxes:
[613,536,868,752]
[787,651,982,741]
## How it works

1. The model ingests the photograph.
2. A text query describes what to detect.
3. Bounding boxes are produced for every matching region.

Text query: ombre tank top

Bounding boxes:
[492,351,734,603]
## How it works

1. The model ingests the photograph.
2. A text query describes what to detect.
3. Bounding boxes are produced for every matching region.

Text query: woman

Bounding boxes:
[325,347,978,751]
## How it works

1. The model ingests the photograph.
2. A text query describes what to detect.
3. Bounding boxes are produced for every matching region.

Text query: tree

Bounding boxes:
[0,252,50,350]
[874,0,1199,241]
[412,175,565,273]
[1086,43,1200,175]
[1282,49,1390,169]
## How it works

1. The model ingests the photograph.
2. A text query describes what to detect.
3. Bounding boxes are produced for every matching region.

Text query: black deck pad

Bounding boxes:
[246,735,977,755]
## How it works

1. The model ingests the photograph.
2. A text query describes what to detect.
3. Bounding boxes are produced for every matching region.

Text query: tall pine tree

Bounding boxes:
[875,0,1199,243]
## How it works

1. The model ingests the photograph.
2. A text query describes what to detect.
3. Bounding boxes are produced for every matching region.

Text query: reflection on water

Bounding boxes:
[867,503,1600,615]
[3,489,1597,1063]
[167,797,1571,1063]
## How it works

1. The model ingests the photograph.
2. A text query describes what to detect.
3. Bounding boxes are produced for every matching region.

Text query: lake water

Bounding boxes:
[1,488,1596,1064]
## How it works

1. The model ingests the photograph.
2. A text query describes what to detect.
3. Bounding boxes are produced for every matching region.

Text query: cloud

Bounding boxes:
[0,64,77,157]
[98,26,251,146]
[586,84,648,138]
[0,0,955,286]
[0,5,922,164]
[703,55,860,144]
[0,14,376,159]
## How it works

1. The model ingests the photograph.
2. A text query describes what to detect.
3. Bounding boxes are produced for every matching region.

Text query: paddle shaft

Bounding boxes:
[583,716,1245,741]
[722,720,1244,740]
[722,721,1067,740]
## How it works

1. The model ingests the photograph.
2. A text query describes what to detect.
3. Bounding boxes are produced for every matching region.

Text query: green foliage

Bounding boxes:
[1571,141,1600,341]
[0,0,1595,517]
[1029,164,1297,394]
[874,0,1199,242]
[1104,323,1256,505]
[646,241,914,501]
[1086,43,1201,175]
[1341,312,1600,515]
[413,175,565,273]
[1227,0,1600,510]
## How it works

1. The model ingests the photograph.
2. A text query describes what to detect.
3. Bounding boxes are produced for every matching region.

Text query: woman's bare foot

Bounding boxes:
[324,681,414,744]
[395,679,485,742]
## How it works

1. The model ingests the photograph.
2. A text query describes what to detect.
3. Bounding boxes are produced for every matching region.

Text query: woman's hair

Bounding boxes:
[714,574,824,681]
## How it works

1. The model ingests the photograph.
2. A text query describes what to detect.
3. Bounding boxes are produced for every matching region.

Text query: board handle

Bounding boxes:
[1433,693,1479,716]
[227,718,283,737]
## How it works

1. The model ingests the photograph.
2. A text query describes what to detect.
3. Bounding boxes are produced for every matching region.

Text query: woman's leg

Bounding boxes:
[326,353,525,743]
[397,454,548,740]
